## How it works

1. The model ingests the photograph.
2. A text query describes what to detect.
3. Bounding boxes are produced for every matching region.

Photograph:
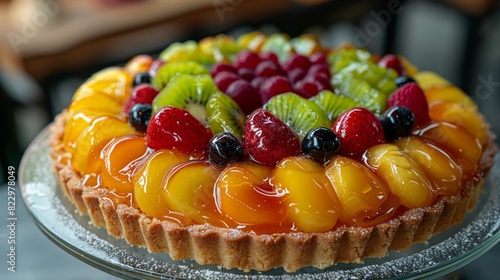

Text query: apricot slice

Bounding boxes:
[413,71,450,89]
[133,149,189,218]
[71,116,140,174]
[215,162,284,226]
[413,122,482,178]
[100,135,150,194]
[273,156,340,233]
[325,156,392,227]
[424,85,477,111]
[428,100,488,147]
[63,109,118,154]
[73,70,132,103]
[364,144,435,208]
[68,92,123,116]
[396,137,462,196]
[125,55,154,74]
[162,161,223,226]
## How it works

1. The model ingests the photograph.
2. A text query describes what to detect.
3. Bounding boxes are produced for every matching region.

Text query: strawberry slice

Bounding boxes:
[244,109,301,165]
[146,106,212,155]
[387,82,430,126]
[333,107,385,159]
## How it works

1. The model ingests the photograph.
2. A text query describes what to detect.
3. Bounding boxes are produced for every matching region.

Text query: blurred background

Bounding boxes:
[0,0,499,279]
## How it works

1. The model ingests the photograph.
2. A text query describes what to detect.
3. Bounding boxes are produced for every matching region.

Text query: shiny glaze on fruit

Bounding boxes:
[61,50,490,235]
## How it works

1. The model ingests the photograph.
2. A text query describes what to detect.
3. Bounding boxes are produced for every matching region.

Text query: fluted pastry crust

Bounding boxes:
[49,111,497,272]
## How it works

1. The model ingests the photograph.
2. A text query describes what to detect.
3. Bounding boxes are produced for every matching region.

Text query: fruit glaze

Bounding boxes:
[50,32,497,272]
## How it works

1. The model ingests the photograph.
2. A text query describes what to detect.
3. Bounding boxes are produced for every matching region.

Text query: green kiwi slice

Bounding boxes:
[332,76,387,114]
[263,92,331,139]
[311,90,360,121]
[152,74,218,124]
[206,92,247,140]
[152,61,209,90]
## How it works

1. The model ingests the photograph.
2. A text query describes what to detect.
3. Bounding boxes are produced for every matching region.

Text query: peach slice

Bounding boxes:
[125,55,154,74]
[73,70,132,104]
[273,156,340,233]
[215,162,284,226]
[71,116,141,174]
[428,100,488,147]
[413,122,482,178]
[161,161,223,226]
[100,135,150,194]
[413,71,450,89]
[325,156,392,227]
[68,92,124,116]
[63,109,119,154]
[396,137,462,196]
[364,144,435,208]
[133,149,189,218]
[424,85,477,111]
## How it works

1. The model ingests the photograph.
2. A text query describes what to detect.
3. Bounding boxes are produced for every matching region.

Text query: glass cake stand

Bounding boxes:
[20,126,500,280]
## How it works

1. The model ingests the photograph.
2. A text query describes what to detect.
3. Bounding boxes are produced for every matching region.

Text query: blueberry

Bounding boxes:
[133,72,152,87]
[128,103,152,132]
[208,132,244,166]
[395,76,416,88]
[380,106,415,141]
[301,127,341,164]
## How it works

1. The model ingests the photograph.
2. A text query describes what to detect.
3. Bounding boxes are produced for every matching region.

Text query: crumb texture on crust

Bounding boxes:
[49,112,497,272]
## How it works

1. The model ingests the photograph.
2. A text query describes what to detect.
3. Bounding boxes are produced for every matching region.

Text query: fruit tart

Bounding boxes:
[49,32,497,272]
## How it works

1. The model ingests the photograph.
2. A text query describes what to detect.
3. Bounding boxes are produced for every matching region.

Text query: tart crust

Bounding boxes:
[49,111,497,272]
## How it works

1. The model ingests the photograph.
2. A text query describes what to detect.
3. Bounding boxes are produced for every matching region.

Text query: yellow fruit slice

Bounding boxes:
[100,135,150,194]
[215,162,284,226]
[364,144,435,208]
[162,161,223,226]
[424,85,477,111]
[429,100,487,147]
[133,149,189,218]
[71,116,140,174]
[273,156,340,233]
[325,156,392,227]
[413,71,450,89]
[396,137,462,196]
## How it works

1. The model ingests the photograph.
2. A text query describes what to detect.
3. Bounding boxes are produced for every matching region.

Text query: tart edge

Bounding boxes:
[48,111,498,272]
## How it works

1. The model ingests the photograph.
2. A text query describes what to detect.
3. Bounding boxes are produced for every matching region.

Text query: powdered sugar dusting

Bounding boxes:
[19,127,500,279]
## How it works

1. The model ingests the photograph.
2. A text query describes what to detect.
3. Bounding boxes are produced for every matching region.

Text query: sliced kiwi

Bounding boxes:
[335,61,397,95]
[206,92,247,140]
[328,48,371,73]
[311,90,360,121]
[263,92,331,139]
[332,76,387,114]
[152,74,218,124]
[152,61,209,90]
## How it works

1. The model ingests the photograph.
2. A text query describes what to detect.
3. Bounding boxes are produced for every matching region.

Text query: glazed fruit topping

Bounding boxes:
[123,84,159,114]
[208,132,244,166]
[210,50,333,114]
[387,82,430,126]
[128,103,152,132]
[146,106,213,156]
[380,106,415,141]
[132,72,152,87]
[244,109,301,165]
[395,76,416,88]
[378,54,406,76]
[333,107,385,159]
[301,127,341,164]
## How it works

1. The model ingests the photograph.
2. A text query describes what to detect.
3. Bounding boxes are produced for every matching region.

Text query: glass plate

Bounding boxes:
[19,126,500,280]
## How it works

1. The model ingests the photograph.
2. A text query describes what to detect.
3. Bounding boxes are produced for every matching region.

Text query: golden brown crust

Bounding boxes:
[49,111,497,272]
